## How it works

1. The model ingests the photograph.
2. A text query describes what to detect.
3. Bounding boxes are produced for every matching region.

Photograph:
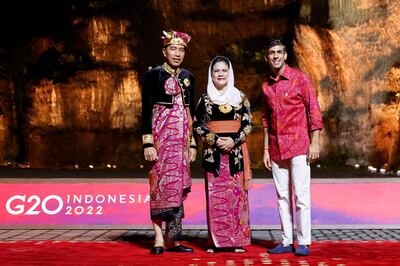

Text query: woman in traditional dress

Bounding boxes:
[193,56,253,253]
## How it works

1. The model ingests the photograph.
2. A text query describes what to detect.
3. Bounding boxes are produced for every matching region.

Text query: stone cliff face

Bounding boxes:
[0,50,18,164]
[23,16,142,168]
[295,0,400,167]
[0,0,399,169]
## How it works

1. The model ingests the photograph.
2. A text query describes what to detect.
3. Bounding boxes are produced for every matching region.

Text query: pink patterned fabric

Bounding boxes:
[206,154,251,248]
[164,76,181,95]
[149,94,191,209]
[262,65,323,161]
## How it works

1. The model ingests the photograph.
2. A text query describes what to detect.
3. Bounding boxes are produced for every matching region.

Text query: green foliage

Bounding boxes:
[223,42,265,73]
[317,148,348,168]
[59,53,86,69]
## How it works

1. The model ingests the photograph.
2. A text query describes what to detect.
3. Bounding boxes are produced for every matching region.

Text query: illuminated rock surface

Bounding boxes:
[0,0,399,169]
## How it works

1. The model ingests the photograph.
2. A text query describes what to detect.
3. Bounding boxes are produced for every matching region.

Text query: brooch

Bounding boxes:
[219,104,233,114]
[183,78,190,87]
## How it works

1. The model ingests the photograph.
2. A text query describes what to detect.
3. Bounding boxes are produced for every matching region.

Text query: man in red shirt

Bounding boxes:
[262,39,323,256]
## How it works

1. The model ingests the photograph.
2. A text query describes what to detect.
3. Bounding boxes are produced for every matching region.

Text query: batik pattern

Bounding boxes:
[149,94,191,210]
[206,154,251,248]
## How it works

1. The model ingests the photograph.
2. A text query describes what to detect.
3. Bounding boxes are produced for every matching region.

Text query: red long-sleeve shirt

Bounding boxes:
[262,65,323,161]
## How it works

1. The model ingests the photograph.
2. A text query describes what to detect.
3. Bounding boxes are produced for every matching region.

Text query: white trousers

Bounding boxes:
[271,155,311,245]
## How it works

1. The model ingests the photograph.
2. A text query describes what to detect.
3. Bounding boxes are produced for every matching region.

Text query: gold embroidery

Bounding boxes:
[206,133,216,145]
[162,62,181,76]
[219,104,233,114]
[243,125,252,135]
[142,134,154,144]
[242,113,250,121]
[243,98,250,108]
[205,156,214,163]
[205,148,214,162]
[195,127,205,135]
[206,105,213,115]
[183,78,190,87]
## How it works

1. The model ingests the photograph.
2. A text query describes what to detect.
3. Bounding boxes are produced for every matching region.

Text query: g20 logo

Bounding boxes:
[6,195,63,215]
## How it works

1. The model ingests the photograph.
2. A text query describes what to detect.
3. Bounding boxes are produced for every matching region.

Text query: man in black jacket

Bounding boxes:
[141,30,196,255]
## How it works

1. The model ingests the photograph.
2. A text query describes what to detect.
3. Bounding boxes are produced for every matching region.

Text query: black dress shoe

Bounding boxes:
[150,246,164,255]
[166,245,193,253]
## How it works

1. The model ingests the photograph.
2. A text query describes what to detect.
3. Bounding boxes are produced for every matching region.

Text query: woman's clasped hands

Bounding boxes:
[216,137,234,152]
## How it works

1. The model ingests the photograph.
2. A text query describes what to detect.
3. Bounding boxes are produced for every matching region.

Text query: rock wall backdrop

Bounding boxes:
[0,0,399,169]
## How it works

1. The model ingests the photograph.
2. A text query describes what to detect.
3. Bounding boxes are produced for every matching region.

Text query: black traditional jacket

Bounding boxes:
[141,63,196,148]
[193,92,252,176]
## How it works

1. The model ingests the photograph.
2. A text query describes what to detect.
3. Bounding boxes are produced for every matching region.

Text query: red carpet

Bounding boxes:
[0,240,399,265]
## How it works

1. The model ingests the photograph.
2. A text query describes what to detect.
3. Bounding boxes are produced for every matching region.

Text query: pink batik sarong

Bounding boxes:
[149,94,191,210]
[206,154,251,248]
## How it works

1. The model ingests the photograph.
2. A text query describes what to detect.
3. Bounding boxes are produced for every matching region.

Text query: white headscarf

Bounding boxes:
[206,56,241,107]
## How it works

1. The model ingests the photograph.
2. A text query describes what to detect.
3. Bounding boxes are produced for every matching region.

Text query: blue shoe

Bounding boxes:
[295,245,310,256]
[267,243,294,254]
